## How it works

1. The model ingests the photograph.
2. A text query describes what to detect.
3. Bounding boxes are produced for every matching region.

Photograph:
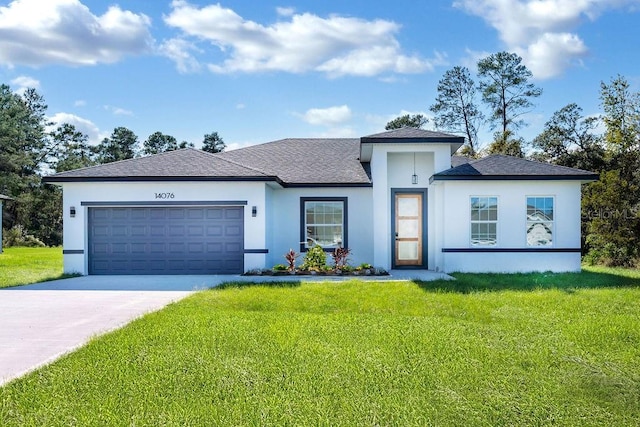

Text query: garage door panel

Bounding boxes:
[88,206,244,275]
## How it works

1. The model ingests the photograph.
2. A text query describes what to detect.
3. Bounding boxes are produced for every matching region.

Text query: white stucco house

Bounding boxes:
[43,128,598,275]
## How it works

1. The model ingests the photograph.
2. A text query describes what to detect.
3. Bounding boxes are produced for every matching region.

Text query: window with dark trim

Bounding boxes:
[300,197,348,252]
[526,196,554,246]
[470,196,498,246]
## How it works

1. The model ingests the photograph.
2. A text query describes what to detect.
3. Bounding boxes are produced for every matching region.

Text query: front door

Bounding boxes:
[393,191,425,267]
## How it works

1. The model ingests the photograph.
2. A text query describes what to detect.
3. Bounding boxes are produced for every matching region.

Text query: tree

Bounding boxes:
[95,127,139,163]
[178,140,195,149]
[49,123,95,172]
[430,66,484,155]
[486,130,524,157]
[532,103,605,172]
[143,131,179,155]
[477,52,542,138]
[202,132,226,153]
[385,114,428,130]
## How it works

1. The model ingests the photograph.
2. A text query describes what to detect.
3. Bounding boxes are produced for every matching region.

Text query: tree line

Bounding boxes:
[0,82,226,246]
[386,51,640,266]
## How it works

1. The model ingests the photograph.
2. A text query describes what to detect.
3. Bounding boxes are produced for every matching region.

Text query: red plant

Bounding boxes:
[331,247,351,269]
[284,249,299,271]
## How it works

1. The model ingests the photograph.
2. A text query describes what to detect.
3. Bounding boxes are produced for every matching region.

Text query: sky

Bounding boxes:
[1,0,640,152]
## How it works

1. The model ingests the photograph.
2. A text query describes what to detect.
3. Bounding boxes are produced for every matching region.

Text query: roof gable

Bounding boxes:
[431,154,599,182]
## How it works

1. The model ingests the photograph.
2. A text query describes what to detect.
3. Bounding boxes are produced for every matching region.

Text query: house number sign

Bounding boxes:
[155,192,175,199]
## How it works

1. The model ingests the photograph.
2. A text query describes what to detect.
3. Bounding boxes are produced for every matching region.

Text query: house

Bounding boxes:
[0,194,11,253]
[43,128,598,275]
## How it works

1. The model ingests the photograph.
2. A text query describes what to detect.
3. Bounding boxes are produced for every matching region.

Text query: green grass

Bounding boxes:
[0,247,77,289]
[1,270,639,426]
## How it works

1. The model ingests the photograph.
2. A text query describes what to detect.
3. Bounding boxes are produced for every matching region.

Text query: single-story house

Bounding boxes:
[43,128,598,275]
[0,193,11,253]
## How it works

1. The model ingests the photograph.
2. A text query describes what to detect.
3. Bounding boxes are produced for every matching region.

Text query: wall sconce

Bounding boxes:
[70,206,76,217]
[251,206,257,217]
[411,153,418,185]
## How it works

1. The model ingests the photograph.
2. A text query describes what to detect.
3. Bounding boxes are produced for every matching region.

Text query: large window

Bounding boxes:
[300,198,347,251]
[527,196,554,246]
[470,196,498,246]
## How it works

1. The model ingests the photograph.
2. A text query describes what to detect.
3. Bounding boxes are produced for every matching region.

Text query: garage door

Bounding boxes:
[88,206,244,275]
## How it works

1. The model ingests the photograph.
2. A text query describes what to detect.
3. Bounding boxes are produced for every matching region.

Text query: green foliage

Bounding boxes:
[94,127,139,164]
[486,130,525,157]
[49,123,95,172]
[478,51,542,134]
[300,244,326,270]
[272,264,288,271]
[142,131,179,155]
[2,273,639,425]
[430,65,483,154]
[384,114,428,130]
[202,131,226,153]
[2,225,45,248]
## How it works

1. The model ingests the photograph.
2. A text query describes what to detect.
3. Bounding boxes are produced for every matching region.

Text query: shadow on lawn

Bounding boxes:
[216,280,303,290]
[416,270,640,293]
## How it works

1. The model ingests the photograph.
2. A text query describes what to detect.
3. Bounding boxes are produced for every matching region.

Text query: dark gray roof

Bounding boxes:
[362,127,463,140]
[218,138,371,186]
[43,148,277,183]
[431,154,599,182]
[0,194,12,201]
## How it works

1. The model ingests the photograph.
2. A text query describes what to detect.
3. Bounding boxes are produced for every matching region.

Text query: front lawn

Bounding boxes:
[0,247,73,289]
[1,272,639,426]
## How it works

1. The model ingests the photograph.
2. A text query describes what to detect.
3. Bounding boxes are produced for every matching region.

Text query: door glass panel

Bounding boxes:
[397,197,419,216]
[398,219,419,238]
[397,241,419,260]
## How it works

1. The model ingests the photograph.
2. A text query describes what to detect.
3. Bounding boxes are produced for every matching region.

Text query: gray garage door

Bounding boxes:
[88,206,244,275]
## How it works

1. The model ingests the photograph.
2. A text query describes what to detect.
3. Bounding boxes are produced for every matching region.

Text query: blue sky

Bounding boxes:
[1,0,639,151]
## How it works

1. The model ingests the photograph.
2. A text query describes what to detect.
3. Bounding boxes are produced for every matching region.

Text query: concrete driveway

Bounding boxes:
[0,275,216,386]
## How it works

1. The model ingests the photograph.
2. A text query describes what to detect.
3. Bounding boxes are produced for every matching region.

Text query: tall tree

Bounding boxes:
[477,52,542,137]
[486,130,524,158]
[202,132,226,153]
[532,103,605,171]
[178,140,195,149]
[95,127,139,163]
[49,123,95,172]
[385,114,428,130]
[143,131,179,155]
[430,66,483,155]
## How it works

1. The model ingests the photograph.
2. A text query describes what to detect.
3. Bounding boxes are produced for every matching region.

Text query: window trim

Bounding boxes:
[469,196,498,247]
[299,197,348,252]
[526,195,555,247]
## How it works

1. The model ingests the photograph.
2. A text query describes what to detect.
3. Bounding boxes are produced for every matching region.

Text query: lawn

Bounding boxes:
[1,270,639,426]
[0,247,73,289]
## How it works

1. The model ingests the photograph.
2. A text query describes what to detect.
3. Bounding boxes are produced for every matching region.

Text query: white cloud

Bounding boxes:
[103,105,134,116]
[74,100,86,107]
[163,1,437,77]
[298,105,352,126]
[48,112,106,145]
[158,37,202,73]
[276,7,295,17]
[9,75,40,93]
[453,0,637,78]
[0,0,153,67]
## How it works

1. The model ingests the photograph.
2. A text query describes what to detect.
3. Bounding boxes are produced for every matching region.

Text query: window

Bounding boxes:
[527,197,553,246]
[470,196,498,246]
[300,198,347,251]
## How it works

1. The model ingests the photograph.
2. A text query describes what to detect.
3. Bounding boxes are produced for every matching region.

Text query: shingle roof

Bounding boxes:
[431,154,599,182]
[451,155,471,167]
[218,138,371,186]
[43,148,277,183]
[362,128,463,140]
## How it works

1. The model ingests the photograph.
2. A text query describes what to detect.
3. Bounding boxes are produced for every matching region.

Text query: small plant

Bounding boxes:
[284,249,299,272]
[272,264,288,271]
[356,263,373,270]
[301,244,327,271]
[331,247,351,269]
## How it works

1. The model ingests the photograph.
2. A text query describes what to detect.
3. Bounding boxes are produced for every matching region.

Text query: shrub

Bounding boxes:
[284,249,299,272]
[2,226,46,248]
[272,264,288,271]
[331,247,351,268]
[301,245,326,271]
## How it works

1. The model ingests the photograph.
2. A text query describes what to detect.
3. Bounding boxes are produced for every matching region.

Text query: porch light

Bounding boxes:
[412,152,418,185]
[70,206,76,217]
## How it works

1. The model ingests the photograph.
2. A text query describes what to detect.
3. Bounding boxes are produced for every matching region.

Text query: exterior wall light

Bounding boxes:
[252,206,257,217]
[70,206,76,218]
[412,152,418,185]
